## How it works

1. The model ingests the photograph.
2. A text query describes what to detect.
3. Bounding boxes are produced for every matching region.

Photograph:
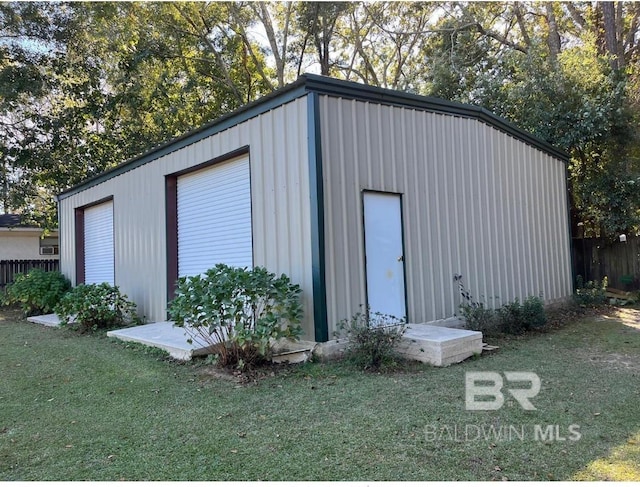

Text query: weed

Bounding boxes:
[335,307,406,371]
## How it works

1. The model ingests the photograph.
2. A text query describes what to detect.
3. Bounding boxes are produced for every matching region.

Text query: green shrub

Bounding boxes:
[497,299,525,334]
[574,276,608,306]
[335,308,406,371]
[3,269,70,316]
[521,295,547,330]
[168,264,303,369]
[459,303,499,335]
[461,295,547,336]
[54,283,140,332]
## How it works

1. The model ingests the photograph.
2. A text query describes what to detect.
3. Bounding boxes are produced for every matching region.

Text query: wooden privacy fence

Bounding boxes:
[0,259,60,288]
[573,236,640,290]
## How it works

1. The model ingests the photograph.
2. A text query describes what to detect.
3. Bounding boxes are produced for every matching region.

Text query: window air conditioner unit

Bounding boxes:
[40,246,56,255]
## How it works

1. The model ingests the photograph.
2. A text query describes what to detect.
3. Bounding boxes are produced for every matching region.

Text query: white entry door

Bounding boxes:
[363,192,406,320]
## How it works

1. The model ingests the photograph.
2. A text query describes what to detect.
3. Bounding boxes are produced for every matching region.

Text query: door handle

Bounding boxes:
[397,255,404,262]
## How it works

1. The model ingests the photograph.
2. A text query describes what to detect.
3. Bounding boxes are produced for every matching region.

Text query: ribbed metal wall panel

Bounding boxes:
[319,96,572,333]
[59,97,314,337]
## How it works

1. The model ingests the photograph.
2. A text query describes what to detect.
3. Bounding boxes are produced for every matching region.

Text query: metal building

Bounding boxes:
[58,75,573,342]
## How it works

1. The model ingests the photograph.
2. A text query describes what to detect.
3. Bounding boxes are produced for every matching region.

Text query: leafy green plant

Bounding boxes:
[334,307,406,371]
[461,295,547,336]
[574,276,608,306]
[54,283,140,332]
[497,299,525,335]
[459,303,499,335]
[168,264,303,369]
[521,295,547,330]
[3,269,70,316]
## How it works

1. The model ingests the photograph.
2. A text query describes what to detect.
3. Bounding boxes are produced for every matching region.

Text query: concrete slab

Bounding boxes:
[398,324,483,366]
[107,322,319,362]
[316,324,483,366]
[271,339,316,364]
[107,322,214,361]
[271,348,314,364]
[105,321,482,366]
[26,314,63,327]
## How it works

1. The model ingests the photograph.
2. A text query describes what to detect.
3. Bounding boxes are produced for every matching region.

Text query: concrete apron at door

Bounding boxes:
[318,323,483,367]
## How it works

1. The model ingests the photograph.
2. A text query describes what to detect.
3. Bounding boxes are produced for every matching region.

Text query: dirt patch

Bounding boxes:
[586,352,640,371]
[0,305,27,323]
[545,305,607,330]
[197,361,300,385]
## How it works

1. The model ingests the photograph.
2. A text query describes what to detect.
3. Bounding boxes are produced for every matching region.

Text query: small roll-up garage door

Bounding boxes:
[84,200,115,285]
[177,156,252,277]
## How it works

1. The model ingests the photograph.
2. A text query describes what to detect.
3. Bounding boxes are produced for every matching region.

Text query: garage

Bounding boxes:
[176,155,252,278]
[58,74,573,340]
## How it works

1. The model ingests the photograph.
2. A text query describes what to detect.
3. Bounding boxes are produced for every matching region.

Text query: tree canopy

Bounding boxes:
[2,1,639,238]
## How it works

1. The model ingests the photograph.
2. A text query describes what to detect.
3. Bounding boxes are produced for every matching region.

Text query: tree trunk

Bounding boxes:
[615,1,625,68]
[545,3,561,63]
[602,1,620,70]
[513,2,531,49]
[254,2,290,88]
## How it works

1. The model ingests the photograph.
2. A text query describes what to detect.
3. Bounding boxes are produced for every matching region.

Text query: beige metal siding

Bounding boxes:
[59,97,314,337]
[319,96,572,333]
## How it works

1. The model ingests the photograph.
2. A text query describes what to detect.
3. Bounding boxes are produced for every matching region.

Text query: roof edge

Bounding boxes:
[302,74,569,161]
[0,227,40,232]
[58,74,568,200]
[58,78,310,201]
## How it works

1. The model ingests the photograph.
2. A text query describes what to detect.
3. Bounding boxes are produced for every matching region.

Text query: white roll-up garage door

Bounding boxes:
[177,156,252,277]
[84,200,115,285]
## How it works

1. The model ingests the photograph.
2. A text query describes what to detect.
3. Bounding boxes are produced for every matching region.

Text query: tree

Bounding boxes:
[0,2,273,228]
[295,2,351,76]
[241,2,295,87]
[422,1,640,238]
[2,1,639,238]
[0,2,116,226]
[333,2,438,91]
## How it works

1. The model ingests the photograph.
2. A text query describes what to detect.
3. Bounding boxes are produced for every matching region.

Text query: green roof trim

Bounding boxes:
[58,74,568,200]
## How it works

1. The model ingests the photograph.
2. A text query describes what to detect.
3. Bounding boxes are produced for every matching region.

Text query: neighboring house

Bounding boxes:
[57,74,573,343]
[0,214,59,261]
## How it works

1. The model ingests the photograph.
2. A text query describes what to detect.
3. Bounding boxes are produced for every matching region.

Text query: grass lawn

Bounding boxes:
[1,306,640,481]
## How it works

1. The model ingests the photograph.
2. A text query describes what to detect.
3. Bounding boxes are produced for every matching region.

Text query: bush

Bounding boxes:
[3,269,70,316]
[334,307,406,371]
[168,264,303,369]
[497,299,525,335]
[574,276,608,306]
[461,295,547,336]
[459,303,499,335]
[521,295,547,330]
[54,283,140,332]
